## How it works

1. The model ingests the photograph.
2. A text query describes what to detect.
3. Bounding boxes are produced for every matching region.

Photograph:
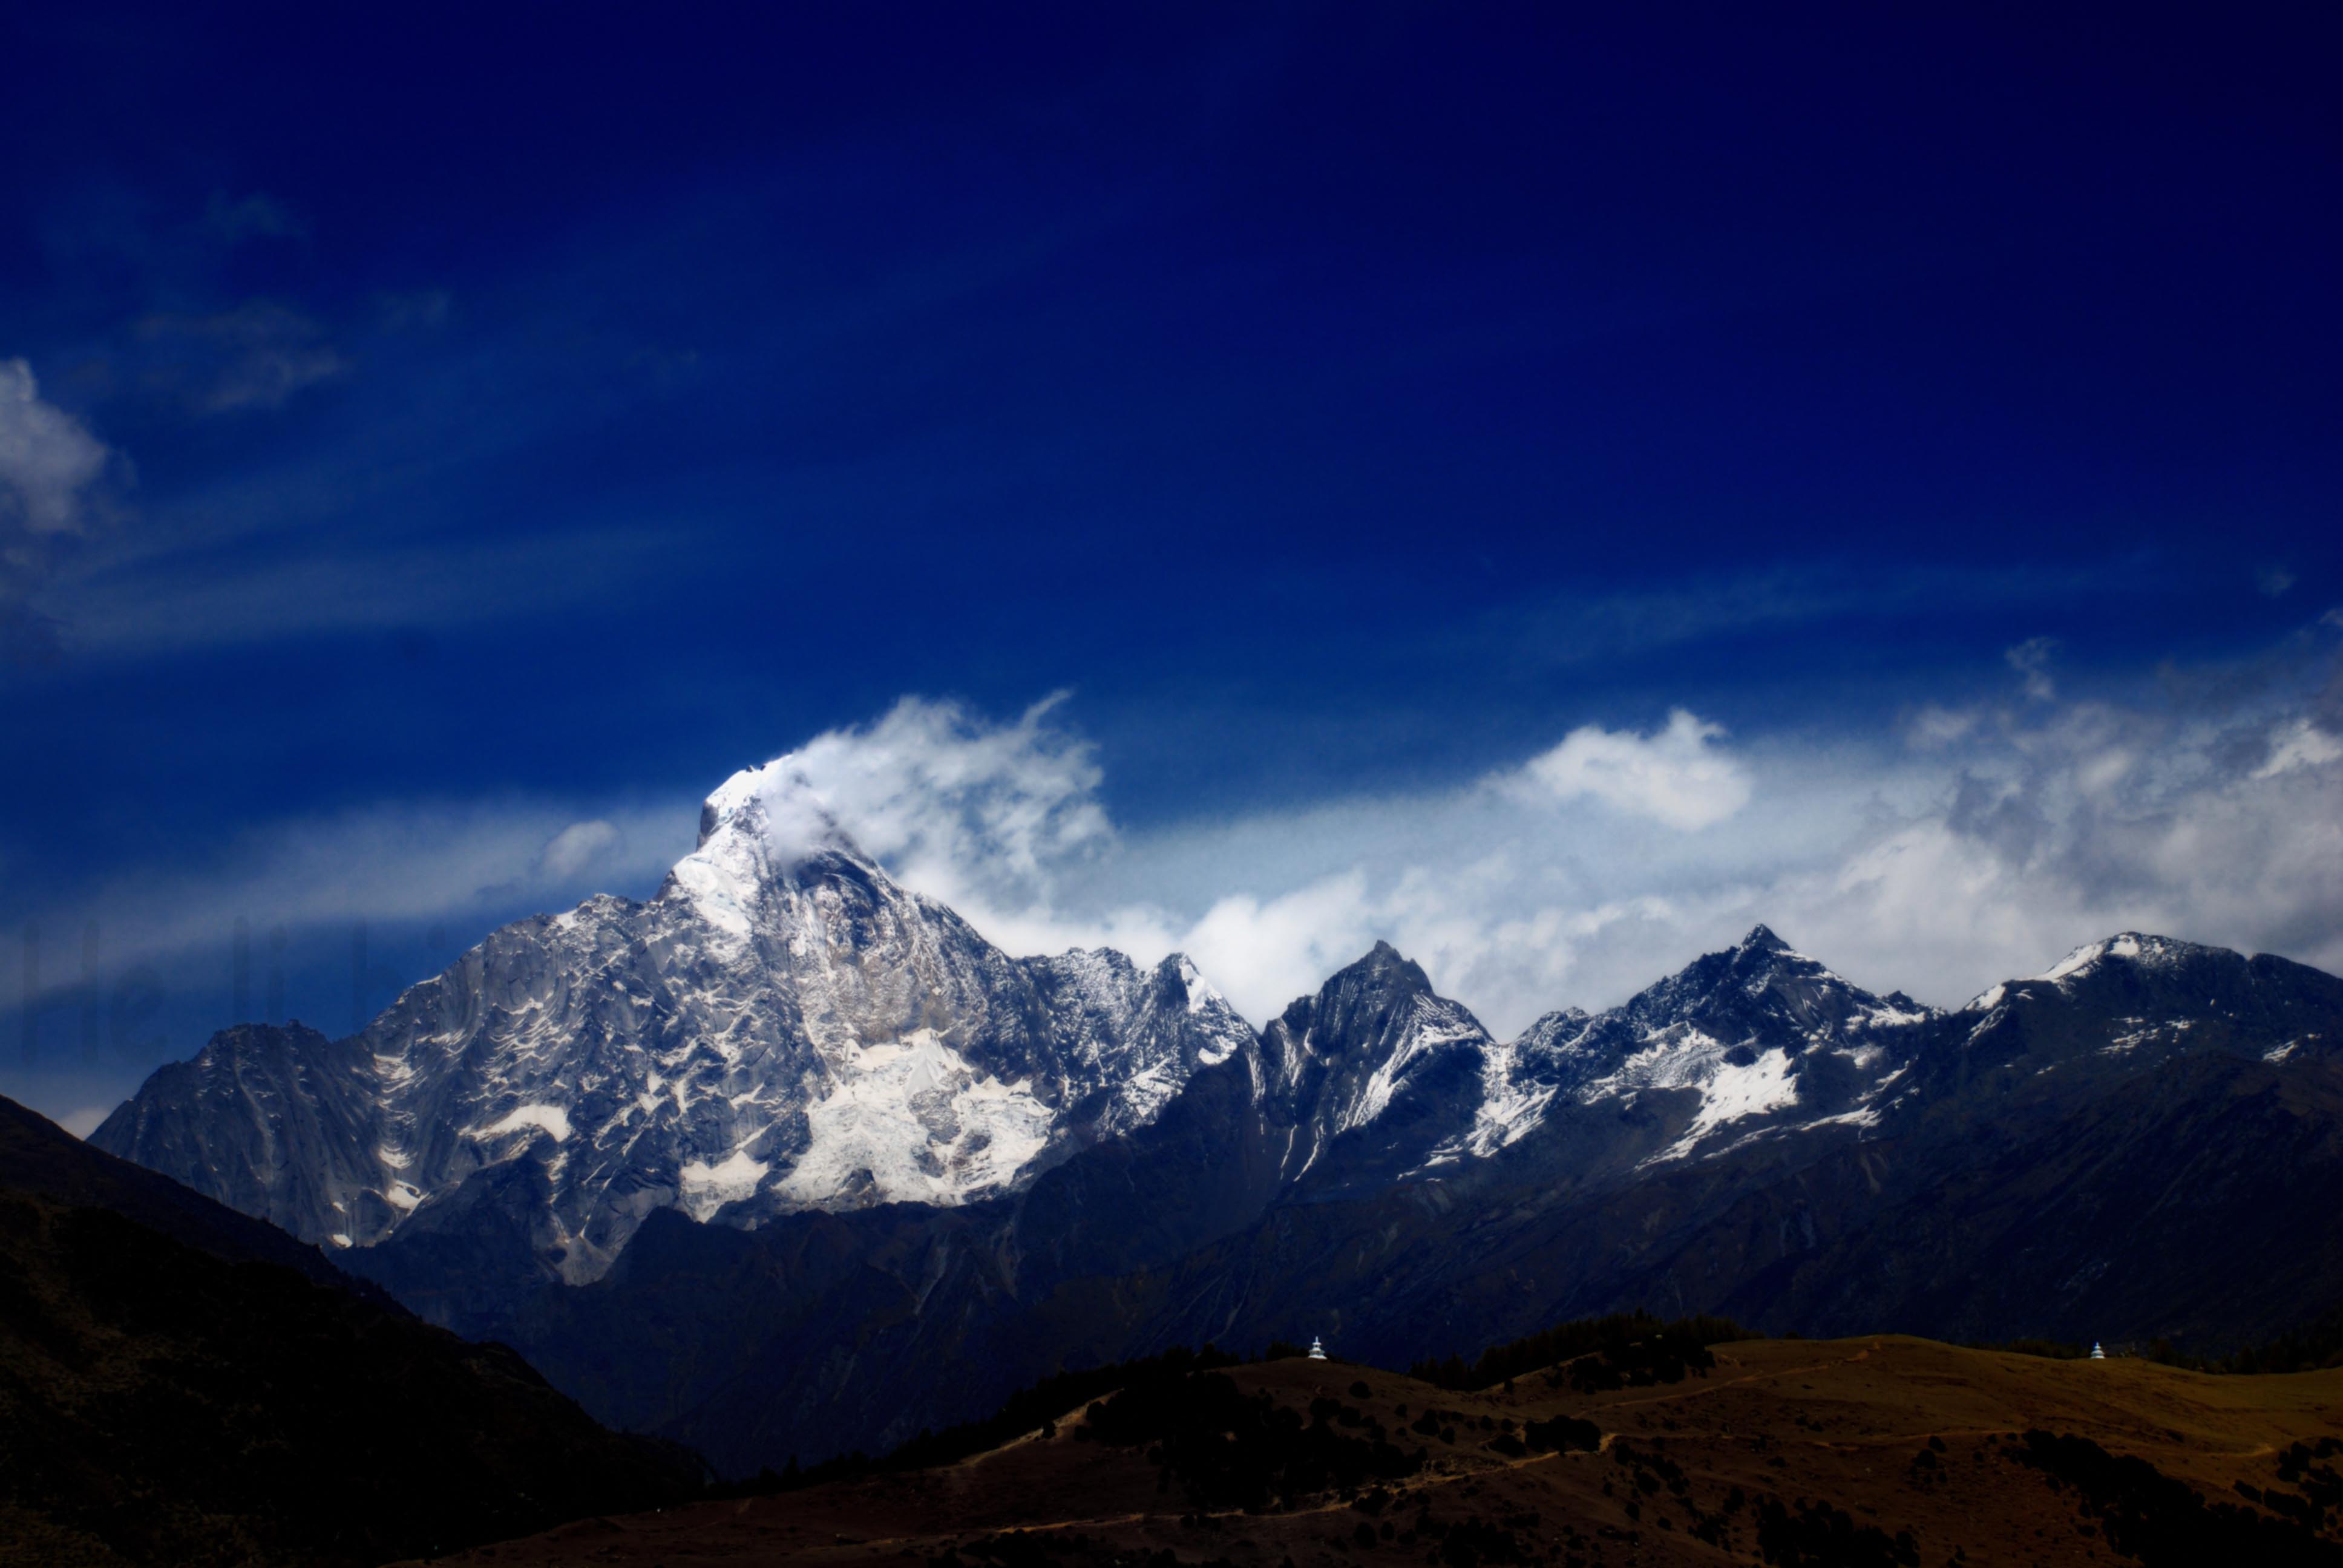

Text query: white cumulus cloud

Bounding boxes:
[1510,708,1751,829]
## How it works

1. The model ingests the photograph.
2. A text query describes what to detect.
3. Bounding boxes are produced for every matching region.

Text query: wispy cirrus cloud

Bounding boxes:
[1473,563,2135,675]
[133,301,349,414]
[7,793,692,1039]
[48,521,694,657]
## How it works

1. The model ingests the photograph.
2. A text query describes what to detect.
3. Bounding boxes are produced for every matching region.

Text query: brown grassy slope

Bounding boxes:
[405,1336,2343,1567]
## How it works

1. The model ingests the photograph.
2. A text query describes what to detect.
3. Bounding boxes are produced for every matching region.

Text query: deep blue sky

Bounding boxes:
[3,4,2339,1116]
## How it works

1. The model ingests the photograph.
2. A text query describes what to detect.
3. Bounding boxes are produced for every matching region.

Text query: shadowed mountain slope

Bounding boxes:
[0,1096,701,1567]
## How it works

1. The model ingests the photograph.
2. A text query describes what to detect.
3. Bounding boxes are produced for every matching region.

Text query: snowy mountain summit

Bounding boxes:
[1508,923,1941,1161]
[94,759,1251,1281]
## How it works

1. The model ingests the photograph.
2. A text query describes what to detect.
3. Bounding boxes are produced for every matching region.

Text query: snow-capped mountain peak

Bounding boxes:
[93,756,1255,1282]
[1253,942,1495,1186]
[661,758,879,948]
[1965,932,2208,1012]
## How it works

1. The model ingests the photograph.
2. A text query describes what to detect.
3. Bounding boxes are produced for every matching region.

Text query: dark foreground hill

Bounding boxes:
[0,1095,701,1567]
[408,1334,2343,1568]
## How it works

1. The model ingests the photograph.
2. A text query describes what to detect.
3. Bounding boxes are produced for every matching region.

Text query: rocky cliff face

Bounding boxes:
[1254,941,1495,1192]
[94,759,1254,1285]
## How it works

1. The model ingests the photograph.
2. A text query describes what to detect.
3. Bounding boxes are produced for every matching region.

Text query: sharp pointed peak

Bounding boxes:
[657,755,905,940]
[695,757,868,861]
[1159,950,1220,991]
[1329,940,1430,988]
[1736,924,1791,954]
[1278,941,1439,1028]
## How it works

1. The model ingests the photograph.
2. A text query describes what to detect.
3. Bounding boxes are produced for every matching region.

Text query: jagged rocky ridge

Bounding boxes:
[87,751,2343,1475]
[465,923,2343,1475]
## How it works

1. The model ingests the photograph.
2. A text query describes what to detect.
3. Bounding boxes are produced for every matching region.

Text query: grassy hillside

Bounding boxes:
[409,1333,2343,1566]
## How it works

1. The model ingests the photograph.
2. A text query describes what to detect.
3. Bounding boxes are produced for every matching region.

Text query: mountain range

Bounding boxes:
[90,759,2343,1477]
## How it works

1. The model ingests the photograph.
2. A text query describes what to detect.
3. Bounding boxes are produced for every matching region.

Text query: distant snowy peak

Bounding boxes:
[1254,926,1959,1181]
[1532,925,1936,1079]
[1920,930,2343,1111]
[1021,946,1253,1138]
[1255,942,1496,1186]
[693,754,850,849]
[1486,926,1943,1165]
[1966,932,2213,1011]
[2031,932,2194,985]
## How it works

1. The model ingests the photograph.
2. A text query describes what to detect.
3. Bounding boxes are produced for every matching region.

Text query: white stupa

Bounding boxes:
[2090,1341,2105,1360]
[1308,1336,1327,1361]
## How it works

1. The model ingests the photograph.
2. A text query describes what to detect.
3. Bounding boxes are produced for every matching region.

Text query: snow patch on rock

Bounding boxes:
[680,1148,772,1221]
[468,1103,573,1143]
[1685,1048,1800,1137]
[1644,1047,1803,1164]
[774,1030,1055,1209]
